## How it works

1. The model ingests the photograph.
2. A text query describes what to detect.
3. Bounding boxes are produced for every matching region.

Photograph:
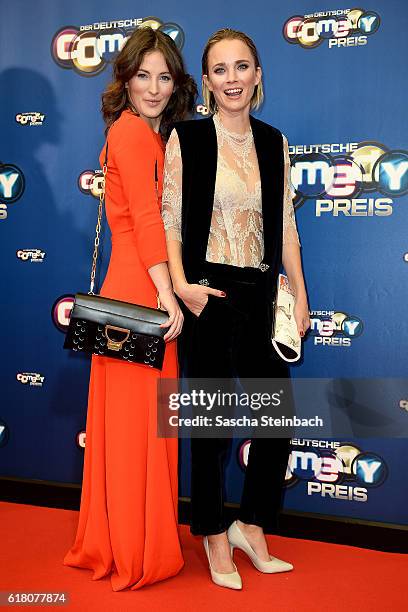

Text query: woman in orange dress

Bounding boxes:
[63,28,196,591]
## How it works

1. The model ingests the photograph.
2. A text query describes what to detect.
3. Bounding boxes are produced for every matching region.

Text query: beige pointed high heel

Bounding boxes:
[203,536,242,590]
[227,521,293,574]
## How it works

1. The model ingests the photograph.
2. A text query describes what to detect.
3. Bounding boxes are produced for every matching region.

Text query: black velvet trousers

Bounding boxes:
[179,262,291,536]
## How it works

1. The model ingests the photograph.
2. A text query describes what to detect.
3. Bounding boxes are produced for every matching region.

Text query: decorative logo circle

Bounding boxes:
[0,163,25,203]
[237,439,251,469]
[0,419,10,448]
[291,152,334,199]
[342,316,364,338]
[52,295,75,332]
[78,170,104,197]
[352,452,387,487]
[196,104,209,116]
[159,23,185,49]
[335,444,361,477]
[373,151,408,197]
[349,142,389,192]
[51,27,79,69]
[358,11,381,35]
[76,430,86,449]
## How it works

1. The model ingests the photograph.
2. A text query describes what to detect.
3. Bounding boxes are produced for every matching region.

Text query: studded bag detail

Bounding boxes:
[63,139,167,369]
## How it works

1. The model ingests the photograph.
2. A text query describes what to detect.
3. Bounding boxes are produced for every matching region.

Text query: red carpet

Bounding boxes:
[1,502,406,611]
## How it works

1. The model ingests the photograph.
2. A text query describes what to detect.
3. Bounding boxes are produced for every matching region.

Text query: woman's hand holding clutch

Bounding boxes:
[158,288,184,342]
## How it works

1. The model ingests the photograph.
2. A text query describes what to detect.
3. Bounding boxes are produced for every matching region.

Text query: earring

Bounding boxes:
[125,83,129,89]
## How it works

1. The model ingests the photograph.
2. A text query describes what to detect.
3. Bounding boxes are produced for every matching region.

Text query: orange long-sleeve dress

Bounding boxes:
[63,110,183,591]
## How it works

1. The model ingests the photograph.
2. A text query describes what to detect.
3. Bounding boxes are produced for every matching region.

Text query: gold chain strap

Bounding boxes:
[87,152,161,310]
[89,162,107,294]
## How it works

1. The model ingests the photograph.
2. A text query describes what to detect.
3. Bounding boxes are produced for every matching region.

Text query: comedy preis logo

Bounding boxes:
[283,8,380,49]
[285,440,387,502]
[51,17,185,76]
[16,372,45,387]
[16,249,46,263]
[309,310,364,347]
[239,439,387,503]
[15,112,45,126]
[289,141,408,217]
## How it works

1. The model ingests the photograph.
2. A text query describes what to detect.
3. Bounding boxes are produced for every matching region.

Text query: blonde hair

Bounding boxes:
[201,28,264,114]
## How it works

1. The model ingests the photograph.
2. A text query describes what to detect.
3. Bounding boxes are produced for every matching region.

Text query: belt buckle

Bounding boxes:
[198,278,210,286]
[259,263,269,272]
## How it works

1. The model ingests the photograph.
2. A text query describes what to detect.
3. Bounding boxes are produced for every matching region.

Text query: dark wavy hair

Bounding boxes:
[102,27,197,137]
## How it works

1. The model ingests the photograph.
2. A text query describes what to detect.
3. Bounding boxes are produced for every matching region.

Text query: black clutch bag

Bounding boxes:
[64,293,168,369]
[64,141,168,369]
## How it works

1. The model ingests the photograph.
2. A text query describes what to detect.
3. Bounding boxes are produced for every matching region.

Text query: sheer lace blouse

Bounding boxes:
[162,113,300,268]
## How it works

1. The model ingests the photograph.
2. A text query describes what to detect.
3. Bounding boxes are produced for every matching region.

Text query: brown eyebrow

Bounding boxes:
[137,69,172,75]
[212,59,251,68]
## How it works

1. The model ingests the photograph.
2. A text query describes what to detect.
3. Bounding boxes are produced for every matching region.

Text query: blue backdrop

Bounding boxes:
[1,0,407,527]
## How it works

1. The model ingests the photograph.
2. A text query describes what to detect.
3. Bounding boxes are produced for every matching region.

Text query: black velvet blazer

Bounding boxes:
[173,115,285,285]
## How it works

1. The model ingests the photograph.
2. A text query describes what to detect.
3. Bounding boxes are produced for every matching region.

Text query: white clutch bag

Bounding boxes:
[271,274,301,363]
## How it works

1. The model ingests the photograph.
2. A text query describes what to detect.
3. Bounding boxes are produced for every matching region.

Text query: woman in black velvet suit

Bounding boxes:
[162,28,310,589]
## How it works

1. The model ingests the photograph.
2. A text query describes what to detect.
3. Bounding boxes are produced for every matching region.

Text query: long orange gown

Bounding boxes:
[63,110,184,590]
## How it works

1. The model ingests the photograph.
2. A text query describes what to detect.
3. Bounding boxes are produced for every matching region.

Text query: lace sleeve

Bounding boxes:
[282,133,300,246]
[162,128,182,242]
